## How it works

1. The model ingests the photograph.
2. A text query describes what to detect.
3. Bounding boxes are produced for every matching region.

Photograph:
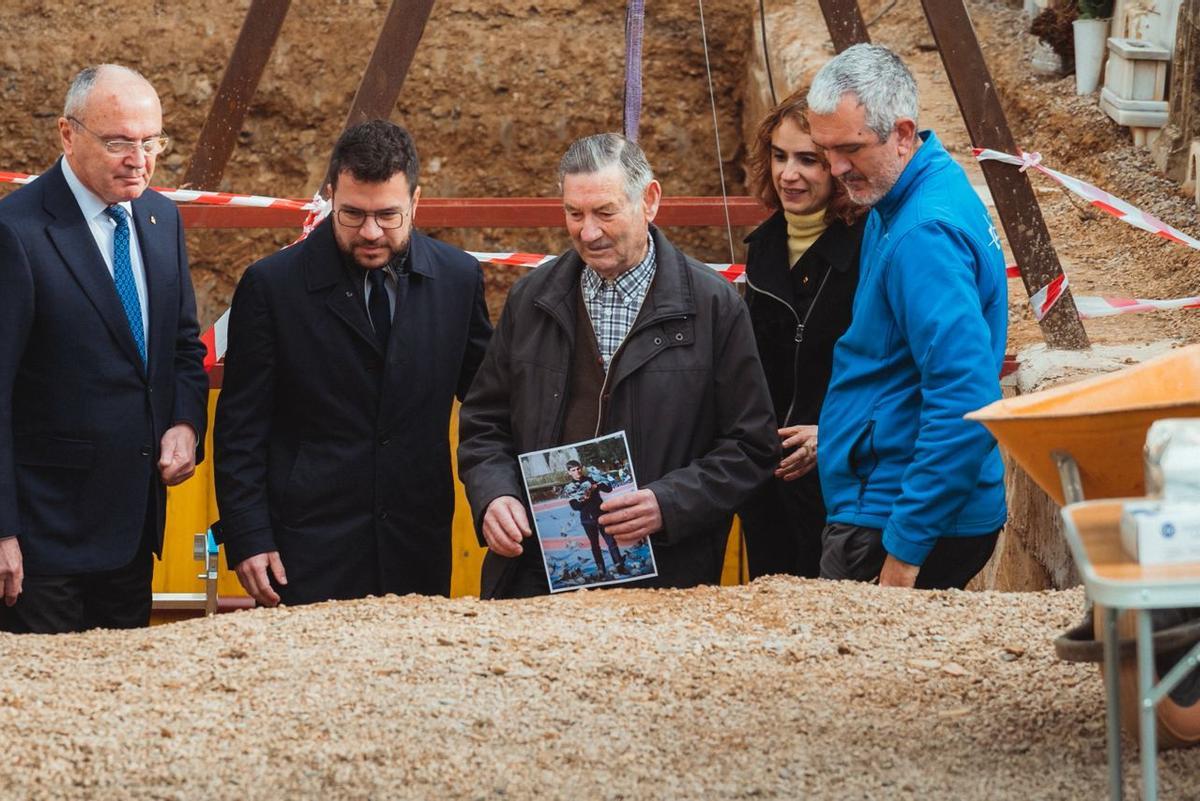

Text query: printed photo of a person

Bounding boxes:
[563,460,629,579]
[518,431,657,592]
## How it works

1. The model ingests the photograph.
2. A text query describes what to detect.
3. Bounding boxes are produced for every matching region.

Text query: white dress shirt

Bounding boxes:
[60,156,151,346]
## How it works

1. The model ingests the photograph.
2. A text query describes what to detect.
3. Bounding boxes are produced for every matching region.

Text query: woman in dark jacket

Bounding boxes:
[739,89,867,579]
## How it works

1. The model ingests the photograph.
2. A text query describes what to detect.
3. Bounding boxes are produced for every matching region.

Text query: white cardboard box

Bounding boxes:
[1120,501,1200,565]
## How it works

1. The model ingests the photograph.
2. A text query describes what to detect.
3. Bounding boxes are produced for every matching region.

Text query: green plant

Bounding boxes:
[1076,0,1114,19]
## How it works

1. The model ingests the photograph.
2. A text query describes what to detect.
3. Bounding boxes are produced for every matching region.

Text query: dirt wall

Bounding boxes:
[0,0,753,324]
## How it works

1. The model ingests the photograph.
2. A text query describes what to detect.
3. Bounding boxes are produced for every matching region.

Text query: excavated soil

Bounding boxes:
[2,578,1198,800]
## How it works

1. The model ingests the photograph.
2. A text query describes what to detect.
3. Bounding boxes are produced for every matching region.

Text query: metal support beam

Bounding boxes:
[320,0,436,193]
[343,0,436,126]
[921,0,1089,349]
[815,0,870,52]
[183,0,291,190]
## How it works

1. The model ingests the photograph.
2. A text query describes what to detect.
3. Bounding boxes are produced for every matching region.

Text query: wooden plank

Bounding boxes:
[183,0,291,190]
[178,196,771,229]
[815,0,870,52]
[920,0,1088,349]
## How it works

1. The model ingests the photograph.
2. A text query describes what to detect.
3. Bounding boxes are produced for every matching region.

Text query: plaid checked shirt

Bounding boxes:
[580,236,656,371]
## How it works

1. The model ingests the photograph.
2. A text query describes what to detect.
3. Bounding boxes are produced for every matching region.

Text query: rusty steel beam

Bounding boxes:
[315,0,436,194]
[343,0,436,127]
[178,196,771,230]
[921,0,1088,349]
[183,0,292,190]
[815,0,870,52]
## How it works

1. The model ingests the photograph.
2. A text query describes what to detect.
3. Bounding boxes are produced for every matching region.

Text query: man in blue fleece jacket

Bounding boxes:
[805,44,1007,589]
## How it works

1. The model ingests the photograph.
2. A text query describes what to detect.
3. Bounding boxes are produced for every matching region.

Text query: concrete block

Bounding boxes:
[1100,86,1170,128]
[1104,37,1170,101]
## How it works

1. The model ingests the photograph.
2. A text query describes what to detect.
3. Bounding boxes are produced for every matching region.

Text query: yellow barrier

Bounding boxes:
[154,393,747,602]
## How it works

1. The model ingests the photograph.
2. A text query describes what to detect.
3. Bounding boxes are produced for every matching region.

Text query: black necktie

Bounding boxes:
[367,268,391,351]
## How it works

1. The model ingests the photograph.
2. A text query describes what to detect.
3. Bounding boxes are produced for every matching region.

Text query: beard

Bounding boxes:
[840,158,906,207]
[339,231,410,270]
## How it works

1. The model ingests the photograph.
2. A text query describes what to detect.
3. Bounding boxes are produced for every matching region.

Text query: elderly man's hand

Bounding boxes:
[598,489,663,545]
[0,537,23,607]
[879,554,920,588]
[234,551,288,607]
[159,423,198,486]
[482,496,531,557]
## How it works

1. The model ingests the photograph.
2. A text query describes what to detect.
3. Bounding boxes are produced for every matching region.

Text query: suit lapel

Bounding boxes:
[42,163,144,369]
[131,196,172,375]
[303,220,382,355]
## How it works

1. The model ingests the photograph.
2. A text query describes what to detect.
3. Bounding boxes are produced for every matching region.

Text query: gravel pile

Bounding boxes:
[2,577,1197,800]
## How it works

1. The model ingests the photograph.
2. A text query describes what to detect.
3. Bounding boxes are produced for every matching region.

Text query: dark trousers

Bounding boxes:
[819,523,999,590]
[739,472,825,580]
[0,529,155,634]
[583,521,623,574]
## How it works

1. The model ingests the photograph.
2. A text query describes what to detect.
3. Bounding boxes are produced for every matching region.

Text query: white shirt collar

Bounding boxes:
[60,155,134,223]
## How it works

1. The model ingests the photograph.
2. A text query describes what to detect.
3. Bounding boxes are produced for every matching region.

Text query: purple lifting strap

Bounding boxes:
[623,0,645,142]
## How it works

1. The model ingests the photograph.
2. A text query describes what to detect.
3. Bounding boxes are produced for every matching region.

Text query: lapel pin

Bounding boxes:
[149,215,157,225]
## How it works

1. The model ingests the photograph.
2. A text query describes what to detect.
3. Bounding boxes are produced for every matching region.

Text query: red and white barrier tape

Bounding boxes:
[1029,273,1068,322]
[202,248,748,368]
[29,150,1200,357]
[1005,264,1200,320]
[974,149,1200,252]
[0,170,319,213]
[983,149,1200,321]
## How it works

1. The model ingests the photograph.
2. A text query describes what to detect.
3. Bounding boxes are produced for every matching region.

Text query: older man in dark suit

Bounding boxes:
[0,64,208,633]
[214,120,492,606]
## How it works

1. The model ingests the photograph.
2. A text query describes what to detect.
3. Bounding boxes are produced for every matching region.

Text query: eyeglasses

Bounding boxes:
[67,116,170,157]
[335,208,407,230]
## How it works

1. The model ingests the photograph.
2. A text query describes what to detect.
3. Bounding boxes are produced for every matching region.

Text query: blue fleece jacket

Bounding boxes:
[817,131,1007,566]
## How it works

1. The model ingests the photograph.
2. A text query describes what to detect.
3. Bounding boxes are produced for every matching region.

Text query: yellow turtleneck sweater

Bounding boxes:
[785,209,828,270]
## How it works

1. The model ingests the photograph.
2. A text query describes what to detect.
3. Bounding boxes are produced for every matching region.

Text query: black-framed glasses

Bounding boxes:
[335,208,407,230]
[67,116,170,157]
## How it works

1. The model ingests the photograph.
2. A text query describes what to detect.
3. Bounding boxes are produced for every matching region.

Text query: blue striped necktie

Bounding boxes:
[105,205,146,365]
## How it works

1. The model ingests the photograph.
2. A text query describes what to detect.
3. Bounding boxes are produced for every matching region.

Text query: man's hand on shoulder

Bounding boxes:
[0,537,22,607]
[482,496,531,557]
[159,423,198,486]
[879,554,920,588]
[598,489,662,545]
[234,551,288,607]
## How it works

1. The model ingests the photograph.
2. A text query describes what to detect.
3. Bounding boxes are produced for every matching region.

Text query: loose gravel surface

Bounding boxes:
[2,577,1197,800]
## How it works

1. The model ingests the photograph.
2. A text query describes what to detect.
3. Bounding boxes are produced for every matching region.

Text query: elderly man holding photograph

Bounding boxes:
[458,133,778,599]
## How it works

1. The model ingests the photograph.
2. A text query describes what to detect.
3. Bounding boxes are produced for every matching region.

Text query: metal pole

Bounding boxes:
[1104,606,1125,801]
[814,0,870,52]
[1137,610,1159,800]
[183,0,292,190]
[323,0,437,193]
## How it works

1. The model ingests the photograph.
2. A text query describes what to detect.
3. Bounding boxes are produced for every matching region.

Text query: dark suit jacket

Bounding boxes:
[0,159,209,575]
[213,220,492,603]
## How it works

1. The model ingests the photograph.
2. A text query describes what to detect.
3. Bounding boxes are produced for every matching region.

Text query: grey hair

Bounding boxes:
[558,133,654,202]
[63,64,151,120]
[807,44,919,141]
